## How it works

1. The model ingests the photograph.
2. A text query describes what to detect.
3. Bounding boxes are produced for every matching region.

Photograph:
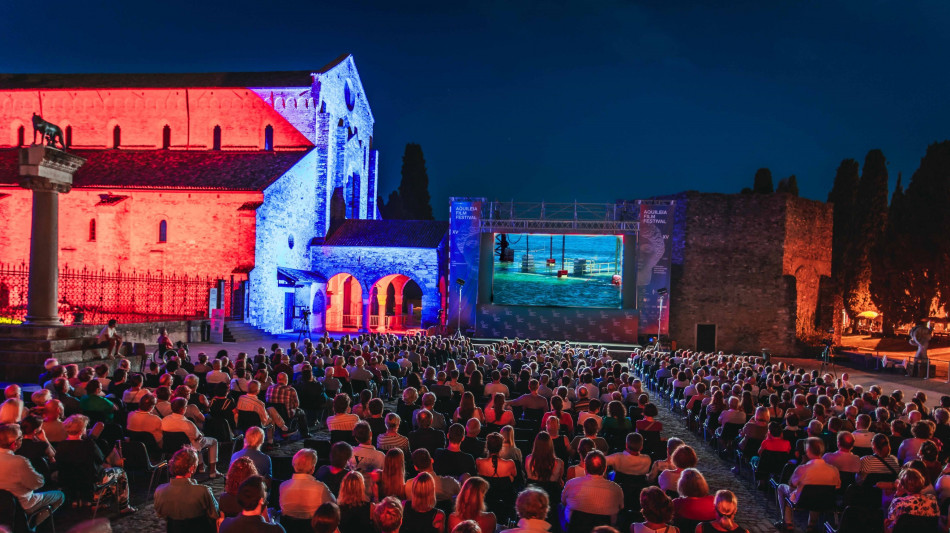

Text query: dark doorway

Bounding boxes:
[696,324,716,353]
[284,292,295,330]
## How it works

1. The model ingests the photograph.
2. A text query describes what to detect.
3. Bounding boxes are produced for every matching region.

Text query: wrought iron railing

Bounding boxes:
[0,262,231,325]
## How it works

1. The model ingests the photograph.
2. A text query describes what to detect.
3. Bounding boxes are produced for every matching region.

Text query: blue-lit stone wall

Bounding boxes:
[311,244,444,328]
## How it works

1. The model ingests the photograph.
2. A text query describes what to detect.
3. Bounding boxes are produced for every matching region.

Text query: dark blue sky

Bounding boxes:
[3,1,948,218]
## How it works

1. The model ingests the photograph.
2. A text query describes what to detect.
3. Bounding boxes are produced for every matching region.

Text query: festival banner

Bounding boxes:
[636,201,674,337]
[448,198,484,333]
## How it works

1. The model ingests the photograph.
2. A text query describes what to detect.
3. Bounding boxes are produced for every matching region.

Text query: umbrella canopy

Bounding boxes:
[856,311,879,319]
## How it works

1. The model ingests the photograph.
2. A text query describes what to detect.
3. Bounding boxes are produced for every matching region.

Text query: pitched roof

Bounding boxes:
[0,148,310,191]
[0,55,353,90]
[322,220,449,249]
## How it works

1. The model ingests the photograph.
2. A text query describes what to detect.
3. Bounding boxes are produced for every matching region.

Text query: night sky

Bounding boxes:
[3,1,948,218]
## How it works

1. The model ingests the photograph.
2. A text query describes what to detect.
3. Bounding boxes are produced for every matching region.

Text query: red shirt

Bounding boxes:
[759,435,792,453]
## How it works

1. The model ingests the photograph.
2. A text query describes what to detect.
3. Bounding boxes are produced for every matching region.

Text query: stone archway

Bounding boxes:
[325,273,362,331]
[370,273,426,332]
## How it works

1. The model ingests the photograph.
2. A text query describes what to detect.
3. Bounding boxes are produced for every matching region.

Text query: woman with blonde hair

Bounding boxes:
[499,425,523,463]
[379,448,407,500]
[338,471,373,533]
[402,472,445,533]
[697,490,748,533]
[448,476,497,533]
[673,468,716,523]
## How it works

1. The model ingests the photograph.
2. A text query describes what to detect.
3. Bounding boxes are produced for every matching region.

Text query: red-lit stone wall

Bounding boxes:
[783,195,833,341]
[0,187,260,278]
[0,88,312,150]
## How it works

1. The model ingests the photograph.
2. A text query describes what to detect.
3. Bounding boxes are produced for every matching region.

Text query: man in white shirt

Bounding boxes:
[822,431,861,474]
[349,421,385,473]
[776,438,840,530]
[606,433,652,476]
[0,424,63,526]
[161,398,219,476]
[205,359,230,385]
[851,414,875,449]
[279,448,335,519]
[127,393,164,446]
[236,380,289,445]
[96,319,123,358]
[484,370,510,398]
[561,450,624,527]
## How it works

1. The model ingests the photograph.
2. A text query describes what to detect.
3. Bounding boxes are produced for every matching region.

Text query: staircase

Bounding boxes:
[223,320,279,343]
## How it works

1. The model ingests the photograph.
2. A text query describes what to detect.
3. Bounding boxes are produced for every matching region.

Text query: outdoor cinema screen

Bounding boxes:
[492,233,623,308]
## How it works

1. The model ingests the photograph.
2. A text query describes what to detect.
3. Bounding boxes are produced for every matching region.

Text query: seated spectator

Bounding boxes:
[541,396,573,435]
[578,398,603,433]
[501,486,552,533]
[218,456,259,518]
[41,400,67,443]
[499,425,523,463]
[407,448,462,504]
[265,372,310,438]
[857,434,900,486]
[526,431,565,483]
[337,471,373,532]
[121,374,148,405]
[219,475,283,533]
[823,431,861,475]
[402,472,446,533]
[155,386,173,417]
[561,450,624,525]
[379,448,407,500]
[230,426,272,479]
[649,438,685,482]
[313,501,342,533]
[377,413,410,452]
[154,446,219,526]
[918,441,942,486]
[96,319,123,358]
[485,392,515,427]
[852,414,875,449]
[476,432,517,481]
[461,418,487,459]
[327,393,361,432]
[602,400,633,434]
[673,468,717,522]
[569,417,609,459]
[448,476,497,533]
[455,391,486,424]
[435,423,477,478]
[636,402,664,434]
[373,496,404,533]
[606,432,651,476]
[897,421,934,464]
[659,445,698,493]
[57,414,135,513]
[633,486,679,533]
[509,379,549,412]
[410,409,447,456]
[886,468,938,533]
[161,397,219,477]
[775,437,839,531]
[79,380,116,423]
[315,441,353,495]
[758,421,791,455]
[0,423,63,526]
[699,490,749,533]
[414,392,448,431]
[235,380,290,445]
[349,420,386,475]
[280,448,335,519]
[16,415,55,471]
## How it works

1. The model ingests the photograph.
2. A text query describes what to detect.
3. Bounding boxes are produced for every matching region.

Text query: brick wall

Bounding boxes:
[669,192,832,355]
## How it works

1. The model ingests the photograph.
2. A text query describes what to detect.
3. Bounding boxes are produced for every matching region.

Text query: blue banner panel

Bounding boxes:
[449,198,484,332]
[476,304,639,343]
[637,201,674,336]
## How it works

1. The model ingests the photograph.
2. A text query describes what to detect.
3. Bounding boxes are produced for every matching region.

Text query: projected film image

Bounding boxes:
[492,233,623,308]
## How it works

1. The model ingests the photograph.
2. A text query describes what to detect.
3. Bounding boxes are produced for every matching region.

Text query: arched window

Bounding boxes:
[162,125,171,149]
[158,220,167,243]
[65,126,72,148]
[212,125,221,150]
[264,125,274,151]
[112,125,121,148]
[16,125,24,147]
[88,219,96,241]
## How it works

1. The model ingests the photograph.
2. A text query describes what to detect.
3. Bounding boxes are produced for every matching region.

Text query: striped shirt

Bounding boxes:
[377,431,410,452]
[857,454,900,484]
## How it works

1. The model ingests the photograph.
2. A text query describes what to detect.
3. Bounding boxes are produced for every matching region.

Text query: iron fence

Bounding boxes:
[0,262,233,325]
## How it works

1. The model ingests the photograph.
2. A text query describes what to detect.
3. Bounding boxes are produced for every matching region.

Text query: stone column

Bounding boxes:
[374,290,383,330]
[18,146,85,326]
[361,297,371,333]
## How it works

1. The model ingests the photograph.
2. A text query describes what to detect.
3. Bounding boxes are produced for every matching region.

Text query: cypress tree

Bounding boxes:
[752,168,774,194]
[397,143,434,220]
[847,149,889,317]
[827,159,860,304]
[776,175,799,196]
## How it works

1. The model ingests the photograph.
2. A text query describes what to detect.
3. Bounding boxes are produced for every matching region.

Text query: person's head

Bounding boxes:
[837,431,855,452]
[466,417,481,437]
[455,476,489,520]
[385,413,401,432]
[448,423,465,445]
[244,426,265,450]
[872,433,891,456]
[0,424,22,451]
[643,403,659,418]
[373,496,404,533]
[582,417,598,437]
[486,432,503,455]
[411,471,437,513]
[676,468,709,498]
[44,399,64,421]
[84,379,101,396]
[417,409,433,429]
[353,421,372,445]
[897,467,926,495]
[236,475,268,514]
[311,502,341,533]
[640,486,674,524]
[713,490,739,522]
[919,440,940,463]
[666,437,684,458]
[451,520,482,533]
[626,432,644,454]
[912,421,934,440]
[412,448,433,472]
[584,449,608,476]
[337,470,367,507]
[856,414,871,430]
[515,486,550,521]
[63,413,89,437]
[293,448,318,475]
[169,446,199,477]
[671,445,698,469]
[226,456,259,495]
[330,441,353,468]
[19,415,42,437]
[170,397,188,415]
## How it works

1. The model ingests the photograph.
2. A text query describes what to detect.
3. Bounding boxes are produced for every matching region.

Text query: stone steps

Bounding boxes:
[223,321,280,343]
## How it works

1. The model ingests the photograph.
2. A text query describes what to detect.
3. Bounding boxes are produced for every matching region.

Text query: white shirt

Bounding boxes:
[349,443,385,473]
[279,474,335,519]
[127,410,164,445]
[161,412,202,446]
[606,451,652,476]
[561,474,624,521]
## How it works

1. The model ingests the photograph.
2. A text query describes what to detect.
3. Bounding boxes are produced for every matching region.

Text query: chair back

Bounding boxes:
[121,439,156,471]
[566,510,611,533]
[833,506,884,533]
[861,472,897,487]
[893,514,939,533]
[674,517,702,533]
[266,402,292,425]
[613,472,649,510]
[162,431,192,456]
[852,446,872,457]
[330,429,356,445]
[0,489,26,532]
[483,475,516,523]
[794,485,838,512]
[166,516,216,533]
[721,422,744,441]
[127,430,163,459]
[203,415,234,444]
[237,409,264,432]
[280,514,314,533]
